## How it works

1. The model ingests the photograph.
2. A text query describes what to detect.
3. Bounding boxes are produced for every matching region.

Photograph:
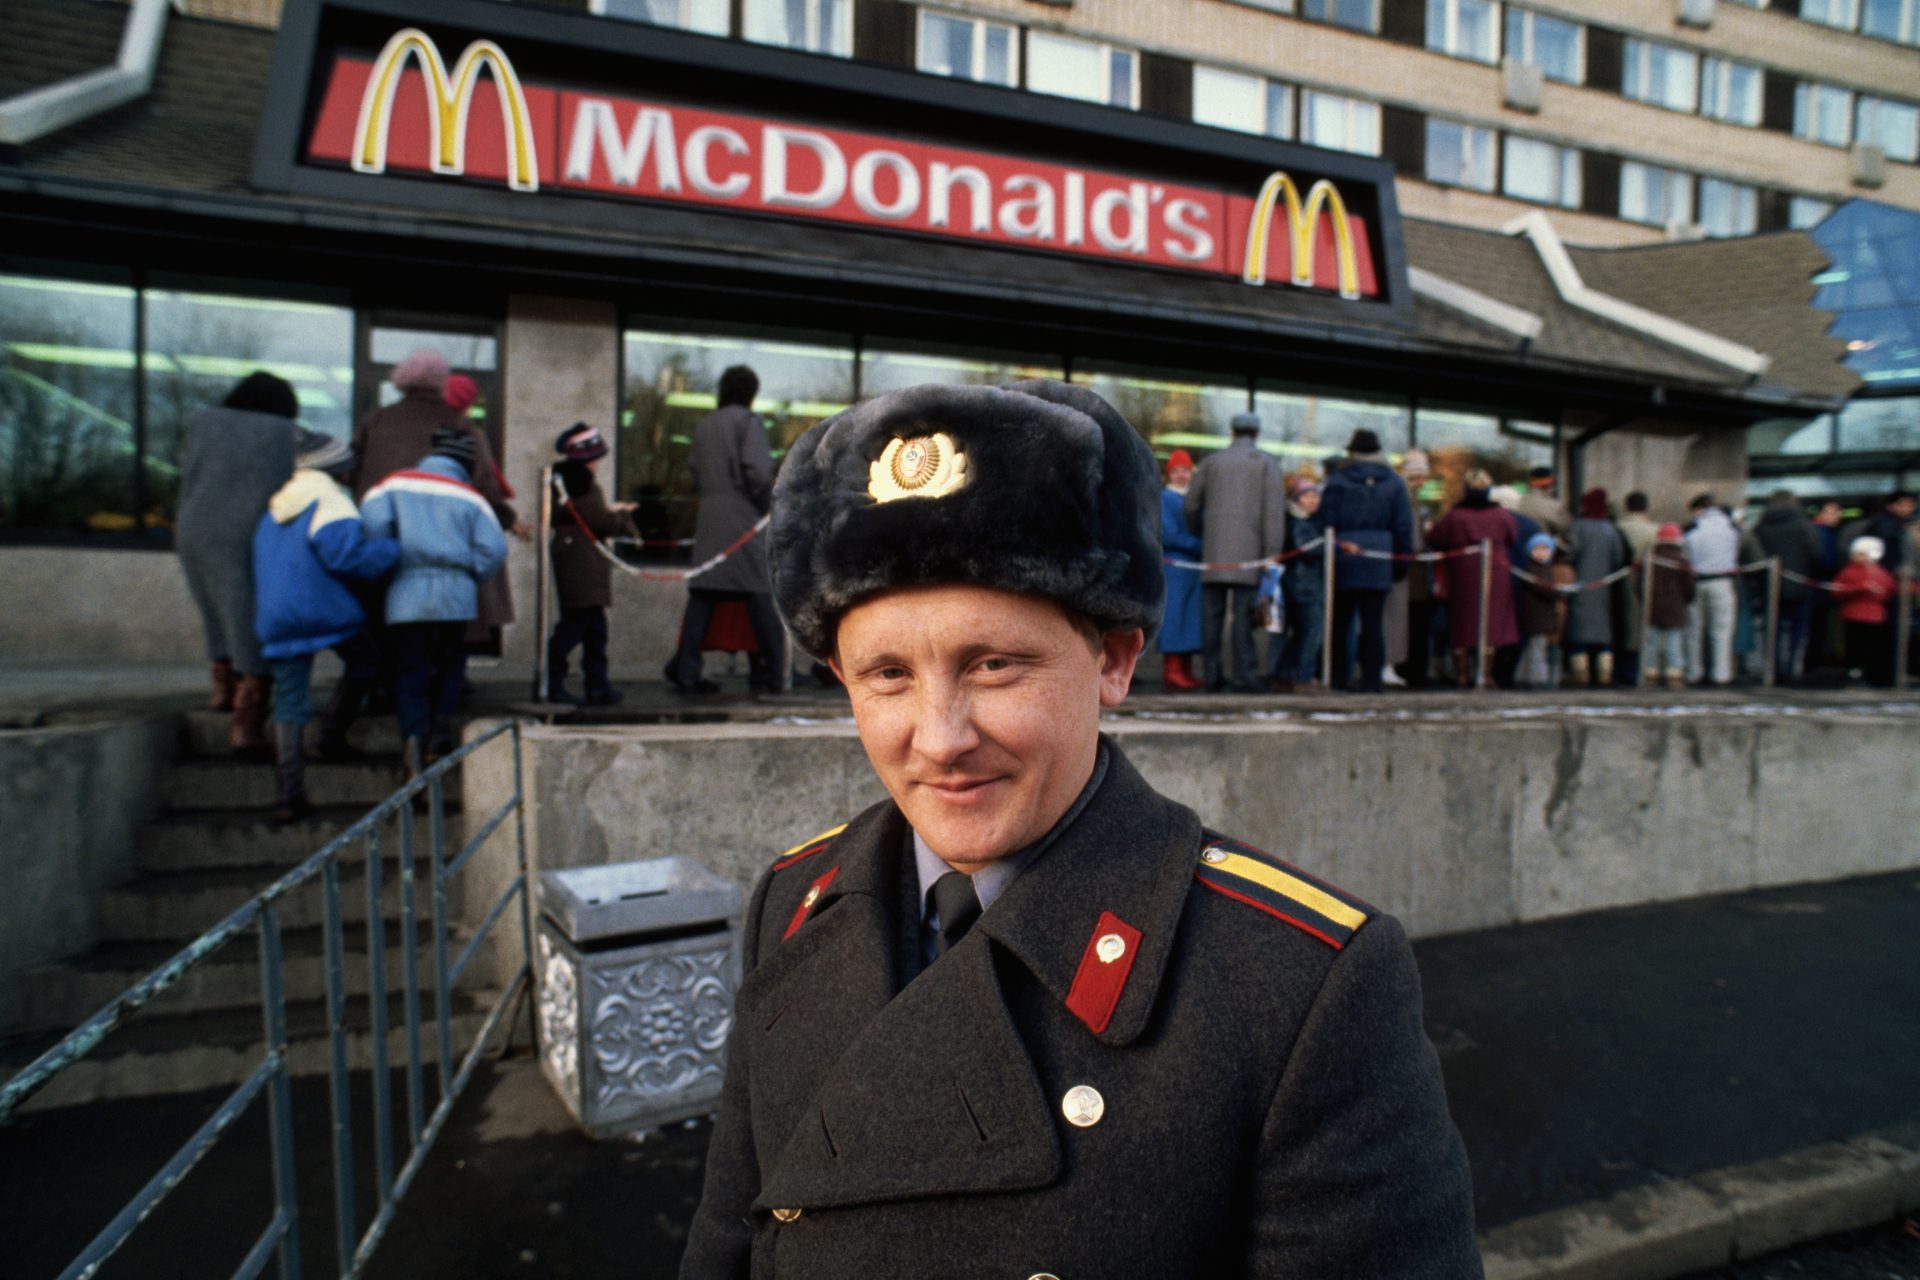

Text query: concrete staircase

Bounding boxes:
[0,710,497,1114]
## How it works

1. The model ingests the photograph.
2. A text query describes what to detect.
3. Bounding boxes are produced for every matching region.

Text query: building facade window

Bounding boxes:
[1426,0,1500,62]
[1192,65,1295,138]
[1857,96,1920,162]
[1862,0,1920,43]
[1699,57,1762,125]
[1502,135,1581,207]
[1800,0,1862,29]
[1504,8,1583,84]
[1300,89,1381,155]
[594,0,729,36]
[1698,178,1759,236]
[1425,118,1497,190]
[1301,0,1381,34]
[1622,39,1699,113]
[1790,196,1835,228]
[1794,82,1855,145]
[1026,30,1139,109]
[1619,161,1695,227]
[743,0,851,56]
[917,10,1018,87]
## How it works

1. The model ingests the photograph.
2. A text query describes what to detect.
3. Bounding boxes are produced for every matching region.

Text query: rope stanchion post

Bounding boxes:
[1475,539,1491,690]
[1899,564,1914,692]
[1763,557,1781,690]
[1321,528,1336,689]
[533,464,553,704]
[1639,552,1656,688]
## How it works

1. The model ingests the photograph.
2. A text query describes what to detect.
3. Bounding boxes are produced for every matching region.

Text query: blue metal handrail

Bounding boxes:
[0,717,535,1280]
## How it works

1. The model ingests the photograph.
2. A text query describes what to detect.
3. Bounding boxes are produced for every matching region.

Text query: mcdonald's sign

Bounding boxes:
[289,12,1395,308]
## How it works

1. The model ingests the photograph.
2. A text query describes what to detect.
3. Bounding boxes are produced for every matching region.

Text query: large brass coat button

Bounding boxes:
[772,1208,802,1223]
[1061,1085,1105,1128]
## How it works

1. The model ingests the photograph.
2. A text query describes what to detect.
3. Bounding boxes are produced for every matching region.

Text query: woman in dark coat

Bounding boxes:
[1426,469,1520,687]
[547,424,636,706]
[1566,488,1627,685]
[1157,449,1204,690]
[175,371,301,756]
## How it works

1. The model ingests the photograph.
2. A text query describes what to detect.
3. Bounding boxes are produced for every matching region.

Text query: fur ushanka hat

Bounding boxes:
[769,380,1164,659]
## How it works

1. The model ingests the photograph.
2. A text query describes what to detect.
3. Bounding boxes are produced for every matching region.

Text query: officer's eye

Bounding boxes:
[977,657,1012,673]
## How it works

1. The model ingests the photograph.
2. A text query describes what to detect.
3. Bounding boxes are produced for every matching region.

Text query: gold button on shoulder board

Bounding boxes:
[1201,847,1228,865]
[1095,932,1126,964]
[1061,1085,1104,1128]
[772,1207,802,1223]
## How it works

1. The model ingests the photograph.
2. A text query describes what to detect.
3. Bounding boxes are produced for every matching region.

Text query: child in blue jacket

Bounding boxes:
[254,432,399,823]
[360,429,510,776]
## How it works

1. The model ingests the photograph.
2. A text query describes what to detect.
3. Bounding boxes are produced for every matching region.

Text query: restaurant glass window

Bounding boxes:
[917,11,1018,87]
[1622,39,1699,113]
[618,327,854,553]
[1414,406,1552,497]
[1700,57,1762,126]
[1070,365,1251,464]
[1504,8,1583,84]
[743,0,851,56]
[1794,82,1854,145]
[143,282,355,526]
[1301,0,1380,33]
[1502,135,1581,207]
[1426,0,1500,63]
[1862,0,1920,43]
[1254,383,1412,468]
[1833,396,1920,452]
[0,267,139,537]
[1697,178,1758,237]
[1300,90,1381,156]
[1425,118,1497,191]
[1857,96,1920,163]
[1800,0,1861,29]
[859,342,1061,398]
[1193,65,1294,139]
[1026,31,1138,110]
[594,0,730,36]
[1619,161,1694,227]
[1748,414,1835,458]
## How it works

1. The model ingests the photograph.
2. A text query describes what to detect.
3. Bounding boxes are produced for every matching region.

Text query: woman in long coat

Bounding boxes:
[1426,470,1520,687]
[1566,488,1627,685]
[1157,449,1204,690]
[175,371,301,756]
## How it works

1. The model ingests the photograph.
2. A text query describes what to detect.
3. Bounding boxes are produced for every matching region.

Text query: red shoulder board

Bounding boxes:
[1193,838,1373,950]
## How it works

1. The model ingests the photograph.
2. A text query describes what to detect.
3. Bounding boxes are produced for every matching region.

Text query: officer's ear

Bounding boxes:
[1097,628,1146,709]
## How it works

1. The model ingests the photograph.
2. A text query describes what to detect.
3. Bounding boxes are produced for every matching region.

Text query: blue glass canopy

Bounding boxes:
[1807,199,1920,390]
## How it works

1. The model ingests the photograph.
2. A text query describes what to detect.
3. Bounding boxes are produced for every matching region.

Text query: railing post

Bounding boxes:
[510,721,536,1049]
[259,905,303,1280]
[320,858,358,1267]
[1898,564,1914,692]
[365,827,396,1202]
[1476,540,1492,691]
[1321,527,1336,689]
[397,802,426,1144]
[534,464,553,703]
[1764,557,1782,690]
[1640,552,1656,688]
[429,775,455,1101]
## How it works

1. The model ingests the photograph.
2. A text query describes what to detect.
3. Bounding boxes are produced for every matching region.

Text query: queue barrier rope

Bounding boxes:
[552,473,768,583]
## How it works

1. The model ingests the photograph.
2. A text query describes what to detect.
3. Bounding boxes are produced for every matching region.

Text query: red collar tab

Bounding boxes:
[782,865,841,942]
[1064,910,1142,1035]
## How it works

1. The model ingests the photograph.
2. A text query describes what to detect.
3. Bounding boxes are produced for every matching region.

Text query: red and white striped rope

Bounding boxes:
[552,473,767,583]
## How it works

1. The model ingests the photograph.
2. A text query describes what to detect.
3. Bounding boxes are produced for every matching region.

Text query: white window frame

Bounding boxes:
[1619,160,1695,228]
[1505,8,1585,84]
[1697,177,1758,237]
[1501,135,1581,208]
[1857,95,1920,162]
[1299,89,1382,156]
[1424,117,1497,191]
[1699,56,1762,126]
[916,10,1020,87]
[743,0,852,56]
[1794,82,1856,146]
[1192,65,1295,139]
[1622,39,1700,114]
[1025,29,1140,110]
[1428,0,1501,63]
[590,0,730,35]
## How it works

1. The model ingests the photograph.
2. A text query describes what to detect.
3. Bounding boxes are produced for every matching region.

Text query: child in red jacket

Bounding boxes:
[1832,536,1896,686]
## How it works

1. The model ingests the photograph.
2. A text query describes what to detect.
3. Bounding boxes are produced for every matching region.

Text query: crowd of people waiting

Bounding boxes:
[1162,424,1920,696]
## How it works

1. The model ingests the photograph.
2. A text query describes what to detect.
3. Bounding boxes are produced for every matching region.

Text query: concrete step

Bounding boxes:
[181,708,406,758]
[0,989,502,1114]
[98,861,449,943]
[4,921,469,1033]
[163,758,411,810]
[136,806,391,873]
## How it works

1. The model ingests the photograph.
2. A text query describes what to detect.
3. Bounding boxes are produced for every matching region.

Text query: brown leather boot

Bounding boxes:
[208,660,237,711]
[230,674,272,761]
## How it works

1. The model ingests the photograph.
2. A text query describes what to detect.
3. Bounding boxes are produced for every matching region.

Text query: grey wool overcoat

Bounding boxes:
[680,742,1481,1280]
[1182,437,1287,588]
[687,404,774,594]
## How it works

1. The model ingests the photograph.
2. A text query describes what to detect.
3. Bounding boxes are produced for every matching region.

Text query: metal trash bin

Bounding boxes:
[535,857,742,1137]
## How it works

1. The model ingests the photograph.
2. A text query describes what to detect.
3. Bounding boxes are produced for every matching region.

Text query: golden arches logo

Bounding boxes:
[351,28,539,193]
[1241,172,1362,300]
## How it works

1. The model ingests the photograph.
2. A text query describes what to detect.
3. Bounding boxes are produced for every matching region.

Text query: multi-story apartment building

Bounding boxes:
[0,0,1909,664]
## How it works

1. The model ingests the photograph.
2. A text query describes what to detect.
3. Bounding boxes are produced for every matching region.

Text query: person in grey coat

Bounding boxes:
[1183,413,1286,692]
[679,380,1481,1279]
[667,365,785,694]
[1566,488,1627,685]
[174,371,301,757]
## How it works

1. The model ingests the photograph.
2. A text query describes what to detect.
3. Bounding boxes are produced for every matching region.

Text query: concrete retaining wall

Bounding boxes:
[472,710,1920,943]
[0,715,177,1026]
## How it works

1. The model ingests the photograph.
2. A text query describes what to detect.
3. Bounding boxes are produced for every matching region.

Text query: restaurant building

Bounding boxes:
[0,0,1875,669]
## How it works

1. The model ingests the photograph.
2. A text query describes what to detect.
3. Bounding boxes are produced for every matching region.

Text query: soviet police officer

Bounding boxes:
[679,381,1481,1279]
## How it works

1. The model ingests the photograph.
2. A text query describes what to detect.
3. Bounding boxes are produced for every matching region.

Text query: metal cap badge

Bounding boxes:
[869,433,968,503]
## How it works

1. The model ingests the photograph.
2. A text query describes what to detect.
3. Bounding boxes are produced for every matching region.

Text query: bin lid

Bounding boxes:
[539,856,741,942]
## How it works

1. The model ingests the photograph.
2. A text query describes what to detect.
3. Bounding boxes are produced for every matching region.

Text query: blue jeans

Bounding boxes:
[268,654,316,725]
[1775,599,1812,680]
[1278,596,1323,683]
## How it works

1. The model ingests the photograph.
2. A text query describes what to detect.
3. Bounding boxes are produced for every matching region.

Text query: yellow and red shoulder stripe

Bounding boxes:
[772,823,846,872]
[1193,837,1373,950]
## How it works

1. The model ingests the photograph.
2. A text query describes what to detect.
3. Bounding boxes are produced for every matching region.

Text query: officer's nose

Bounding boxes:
[911,686,981,767]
